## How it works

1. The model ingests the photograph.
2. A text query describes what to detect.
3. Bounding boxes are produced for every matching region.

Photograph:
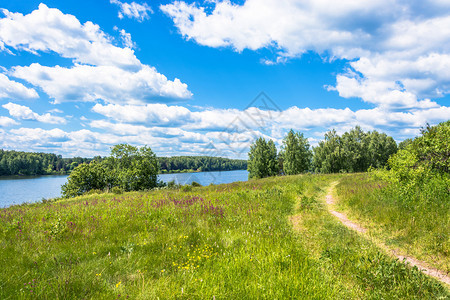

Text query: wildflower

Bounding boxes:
[116,281,121,287]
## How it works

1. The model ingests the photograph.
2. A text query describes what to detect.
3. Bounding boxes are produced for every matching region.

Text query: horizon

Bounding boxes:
[0,1,449,159]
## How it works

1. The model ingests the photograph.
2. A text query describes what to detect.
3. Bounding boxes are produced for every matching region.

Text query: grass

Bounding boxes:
[335,173,449,273]
[0,174,448,299]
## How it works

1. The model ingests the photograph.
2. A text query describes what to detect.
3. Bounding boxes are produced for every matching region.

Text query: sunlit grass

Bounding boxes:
[0,174,448,299]
[336,173,449,273]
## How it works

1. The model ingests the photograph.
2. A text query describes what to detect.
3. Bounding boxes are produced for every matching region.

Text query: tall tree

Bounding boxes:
[248,137,279,179]
[281,129,312,175]
[106,144,159,191]
[313,127,398,173]
[313,129,343,173]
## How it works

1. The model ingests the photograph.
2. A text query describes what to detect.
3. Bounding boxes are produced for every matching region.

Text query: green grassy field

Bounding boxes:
[0,174,448,299]
[335,173,449,273]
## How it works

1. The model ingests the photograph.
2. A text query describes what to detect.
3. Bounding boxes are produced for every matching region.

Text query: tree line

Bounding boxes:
[0,149,98,176]
[61,146,248,197]
[248,126,398,179]
[158,156,247,173]
[0,150,247,176]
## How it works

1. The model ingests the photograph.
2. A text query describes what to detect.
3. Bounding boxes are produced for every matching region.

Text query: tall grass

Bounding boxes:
[336,173,449,272]
[0,174,448,299]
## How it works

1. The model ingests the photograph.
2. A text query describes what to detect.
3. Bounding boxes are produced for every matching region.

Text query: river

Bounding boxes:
[0,170,249,208]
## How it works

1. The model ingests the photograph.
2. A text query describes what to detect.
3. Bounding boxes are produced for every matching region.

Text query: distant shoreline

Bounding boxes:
[0,168,249,178]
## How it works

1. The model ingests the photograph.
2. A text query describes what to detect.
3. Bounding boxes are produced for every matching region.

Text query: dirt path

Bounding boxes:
[326,182,450,287]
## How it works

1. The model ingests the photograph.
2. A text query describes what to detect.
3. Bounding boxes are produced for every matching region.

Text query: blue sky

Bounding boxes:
[0,0,449,158]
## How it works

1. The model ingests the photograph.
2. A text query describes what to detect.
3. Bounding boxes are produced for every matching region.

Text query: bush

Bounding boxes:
[181,185,192,192]
[61,144,159,198]
[191,181,202,187]
[111,186,124,194]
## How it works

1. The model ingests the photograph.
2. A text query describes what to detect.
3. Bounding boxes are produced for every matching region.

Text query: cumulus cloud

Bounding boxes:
[12,64,191,104]
[2,100,448,157]
[92,103,193,125]
[0,4,192,104]
[0,73,38,100]
[162,0,450,109]
[0,4,138,68]
[2,102,66,124]
[90,102,450,153]
[0,116,18,127]
[110,0,153,22]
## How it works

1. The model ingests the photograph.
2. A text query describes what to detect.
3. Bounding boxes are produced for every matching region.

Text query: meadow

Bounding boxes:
[336,173,449,273]
[0,174,448,299]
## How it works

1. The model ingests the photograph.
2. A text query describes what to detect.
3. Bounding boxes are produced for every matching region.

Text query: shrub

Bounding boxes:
[111,186,124,194]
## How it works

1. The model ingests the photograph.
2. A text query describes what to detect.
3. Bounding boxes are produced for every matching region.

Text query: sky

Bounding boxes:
[0,0,449,159]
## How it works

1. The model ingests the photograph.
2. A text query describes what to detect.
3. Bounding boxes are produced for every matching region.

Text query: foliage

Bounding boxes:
[280,129,312,175]
[373,120,450,193]
[107,144,159,192]
[247,137,278,179]
[411,121,450,173]
[0,149,98,176]
[62,144,159,197]
[0,149,247,177]
[398,138,413,150]
[158,156,247,173]
[0,174,447,299]
[313,126,397,173]
[61,161,111,198]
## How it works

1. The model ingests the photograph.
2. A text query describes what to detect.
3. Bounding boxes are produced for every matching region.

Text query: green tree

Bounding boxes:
[313,129,343,173]
[106,144,159,191]
[61,144,159,197]
[366,131,397,169]
[412,121,450,173]
[281,129,312,175]
[248,137,278,179]
[313,127,397,173]
[373,120,449,194]
[341,126,367,172]
[61,161,109,198]
[398,138,413,150]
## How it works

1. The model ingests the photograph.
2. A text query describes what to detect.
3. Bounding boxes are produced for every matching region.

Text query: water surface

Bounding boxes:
[0,170,248,208]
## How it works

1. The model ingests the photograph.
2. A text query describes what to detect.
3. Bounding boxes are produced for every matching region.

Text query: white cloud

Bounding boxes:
[2,102,66,124]
[89,102,450,156]
[47,108,63,114]
[0,4,139,68]
[92,103,193,124]
[1,100,448,157]
[0,73,38,100]
[0,116,18,127]
[119,28,135,49]
[162,0,450,109]
[161,0,394,55]
[12,63,191,104]
[0,4,192,104]
[110,0,153,22]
